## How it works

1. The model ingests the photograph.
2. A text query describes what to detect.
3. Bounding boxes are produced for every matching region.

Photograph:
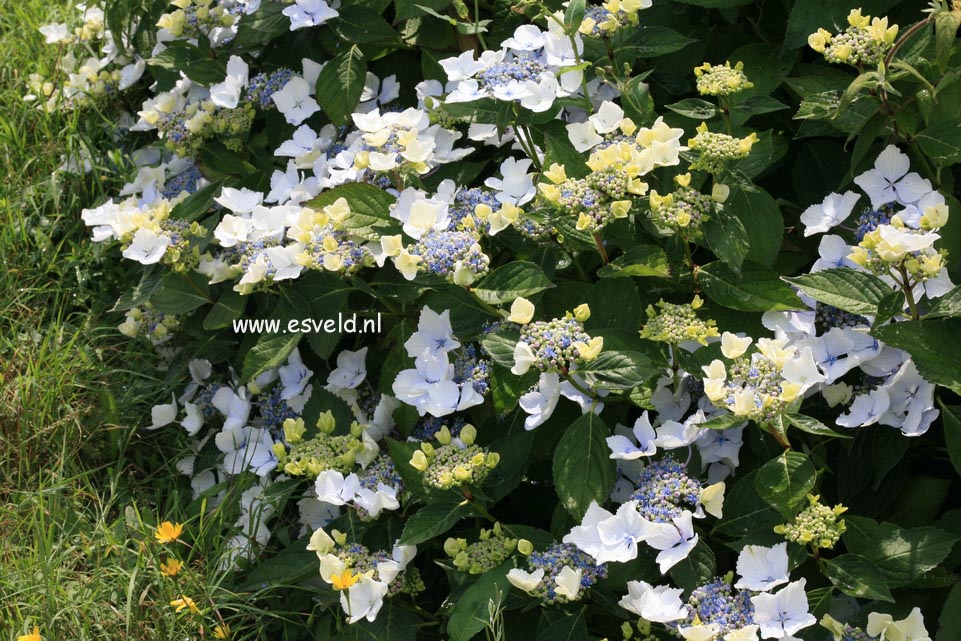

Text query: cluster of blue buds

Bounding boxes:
[628,457,703,522]
[407,230,490,284]
[669,578,754,638]
[246,68,295,109]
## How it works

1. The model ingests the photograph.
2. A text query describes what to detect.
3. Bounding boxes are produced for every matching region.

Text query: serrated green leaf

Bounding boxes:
[597,245,671,278]
[553,413,615,520]
[823,554,894,602]
[203,287,247,330]
[699,261,803,312]
[784,268,891,315]
[472,261,553,304]
[871,319,961,394]
[784,413,850,439]
[315,46,367,125]
[578,350,656,391]
[151,271,211,314]
[305,182,397,239]
[755,451,817,517]
[843,516,960,587]
[447,562,512,641]
[400,500,468,545]
[666,98,718,120]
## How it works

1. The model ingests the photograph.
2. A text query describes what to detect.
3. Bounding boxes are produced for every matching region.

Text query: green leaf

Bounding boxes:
[726,187,783,267]
[446,562,512,641]
[240,324,303,383]
[668,541,716,592]
[783,413,850,439]
[578,350,656,391]
[399,500,468,545]
[699,413,747,431]
[939,402,961,478]
[553,413,616,520]
[491,364,537,416]
[235,537,316,590]
[703,206,750,272]
[333,5,402,45]
[536,609,588,641]
[315,46,367,125]
[305,182,397,239]
[169,179,223,222]
[617,26,695,59]
[112,271,163,312]
[736,95,789,116]
[150,271,211,314]
[666,98,718,120]
[784,268,891,315]
[479,331,520,369]
[597,245,671,278]
[232,2,290,50]
[699,261,803,312]
[716,470,783,538]
[563,0,586,32]
[843,516,960,587]
[822,554,894,602]
[203,288,247,330]
[472,261,553,304]
[938,582,961,641]
[755,451,817,517]
[871,319,961,394]
[925,285,961,318]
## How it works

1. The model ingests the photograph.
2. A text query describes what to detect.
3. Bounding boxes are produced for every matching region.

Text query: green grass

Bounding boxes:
[0,4,253,639]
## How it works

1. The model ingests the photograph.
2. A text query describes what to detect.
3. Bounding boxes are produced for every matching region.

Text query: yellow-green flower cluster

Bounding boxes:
[160,102,255,157]
[808,9,898,66]
[444,523,521,574]
[774,495,847,550]
[702,335,804,426]
[578,1,651,37]
[848,209,949,284]
[281,415,371,477]
[287,200,376,276]
[646,173,715,237]
[639,296,719,346]
[538,162,644,233]
[408,425,499,490]
[118,304,181,345]
[687,123,758,174]
[156,0,239,40]
[694,61,753,96]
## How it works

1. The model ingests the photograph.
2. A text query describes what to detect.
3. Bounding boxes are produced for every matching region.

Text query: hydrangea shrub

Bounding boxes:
[31,0,961,639]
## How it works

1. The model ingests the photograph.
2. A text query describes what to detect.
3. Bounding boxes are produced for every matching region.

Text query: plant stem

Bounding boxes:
[474,0,488,50]
[897,263,920,320]
[593,232,609,264]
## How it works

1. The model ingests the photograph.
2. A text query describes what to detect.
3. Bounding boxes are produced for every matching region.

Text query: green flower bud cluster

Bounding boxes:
[282,415,368,478]
[518,316,595,373]
[774,494,847,550]
[694,61,753,96]
[639,296,719,346]
[444,523,519,574]
[157,219,205,272]
[687,123,758,174]
[548,168,635,233]
[408,425,500,490]
[647,184,714,237]
[118,303,180,345]
[808,10,898,67]
[208,104,256,152]
[338,541,425,597]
